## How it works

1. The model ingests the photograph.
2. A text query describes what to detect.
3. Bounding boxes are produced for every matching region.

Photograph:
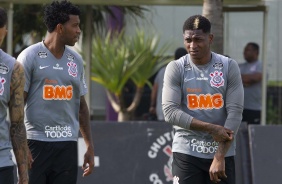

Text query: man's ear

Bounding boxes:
[56,23,64,34]
[209,34,214,45]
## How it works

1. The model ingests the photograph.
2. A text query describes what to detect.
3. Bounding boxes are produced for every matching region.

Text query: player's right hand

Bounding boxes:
[210,125,233,142]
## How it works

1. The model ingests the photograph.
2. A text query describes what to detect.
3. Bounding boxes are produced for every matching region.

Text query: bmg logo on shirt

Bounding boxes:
[45,125,72,138]
[187,93,223,110]
[43,85,73,100]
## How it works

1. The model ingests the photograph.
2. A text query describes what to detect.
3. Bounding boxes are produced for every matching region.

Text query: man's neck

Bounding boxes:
[43,35,65,59]
[192,52,212,65]
[247,59,258,63]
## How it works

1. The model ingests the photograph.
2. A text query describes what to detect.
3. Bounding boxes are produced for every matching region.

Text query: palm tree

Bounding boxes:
[202,0,224,54]
[91,30,171,121]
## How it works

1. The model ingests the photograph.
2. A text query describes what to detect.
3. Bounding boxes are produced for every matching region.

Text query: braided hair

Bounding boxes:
[182,15,211,33]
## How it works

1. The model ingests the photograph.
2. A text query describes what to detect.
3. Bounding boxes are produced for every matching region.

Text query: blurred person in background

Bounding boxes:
[149,47,187,121]
[239,42,262,125]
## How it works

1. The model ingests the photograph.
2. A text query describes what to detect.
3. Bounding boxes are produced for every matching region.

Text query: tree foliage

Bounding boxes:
[9,4,147,56]
[91,29,172,121]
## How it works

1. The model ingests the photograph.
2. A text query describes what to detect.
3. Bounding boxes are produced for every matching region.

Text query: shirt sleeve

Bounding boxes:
[257,61,263,73]
[224,59,244,134]
[17,48,34,93]
[79,62,88,97]
[162,61,193,129]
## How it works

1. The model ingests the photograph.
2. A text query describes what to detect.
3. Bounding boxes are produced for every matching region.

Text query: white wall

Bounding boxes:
[125,5,202,56]
[223,12,264,63]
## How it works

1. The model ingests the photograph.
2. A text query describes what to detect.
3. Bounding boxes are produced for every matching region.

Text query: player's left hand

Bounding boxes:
[82,148,95,177]
[209,156,227,183]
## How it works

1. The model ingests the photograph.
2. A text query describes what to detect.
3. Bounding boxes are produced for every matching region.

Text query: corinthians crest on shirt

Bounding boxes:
[66,54,78,77]
[209,71,224,88]
[0,77,6,95]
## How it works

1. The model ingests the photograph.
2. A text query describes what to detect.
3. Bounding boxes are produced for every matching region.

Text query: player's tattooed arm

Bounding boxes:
[9,61,29,184]
[79,96,94,176]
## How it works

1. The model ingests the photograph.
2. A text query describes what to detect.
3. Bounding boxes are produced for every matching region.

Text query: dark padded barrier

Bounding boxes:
[77,121,174,184]
[235,122,252,184]
[248,125,282,184]
[78,121,251,184]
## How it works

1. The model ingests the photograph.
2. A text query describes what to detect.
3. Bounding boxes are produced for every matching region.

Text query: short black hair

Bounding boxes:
[183,15,211,33]
[174,47,187,60]
[247,42,259,54]
[43,0,80,33]
[0,7,7,28]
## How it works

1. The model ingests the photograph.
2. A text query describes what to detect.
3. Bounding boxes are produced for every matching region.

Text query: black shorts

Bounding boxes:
[172,152,235,184]
[242,109,261,125]
[28,140,78,184]
[0,166,14,184]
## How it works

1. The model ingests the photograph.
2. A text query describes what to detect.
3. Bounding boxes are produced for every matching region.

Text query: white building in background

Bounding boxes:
[91,0,282,119]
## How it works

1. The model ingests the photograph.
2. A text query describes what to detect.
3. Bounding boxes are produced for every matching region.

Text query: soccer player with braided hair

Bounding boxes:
[162,15,244,184]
